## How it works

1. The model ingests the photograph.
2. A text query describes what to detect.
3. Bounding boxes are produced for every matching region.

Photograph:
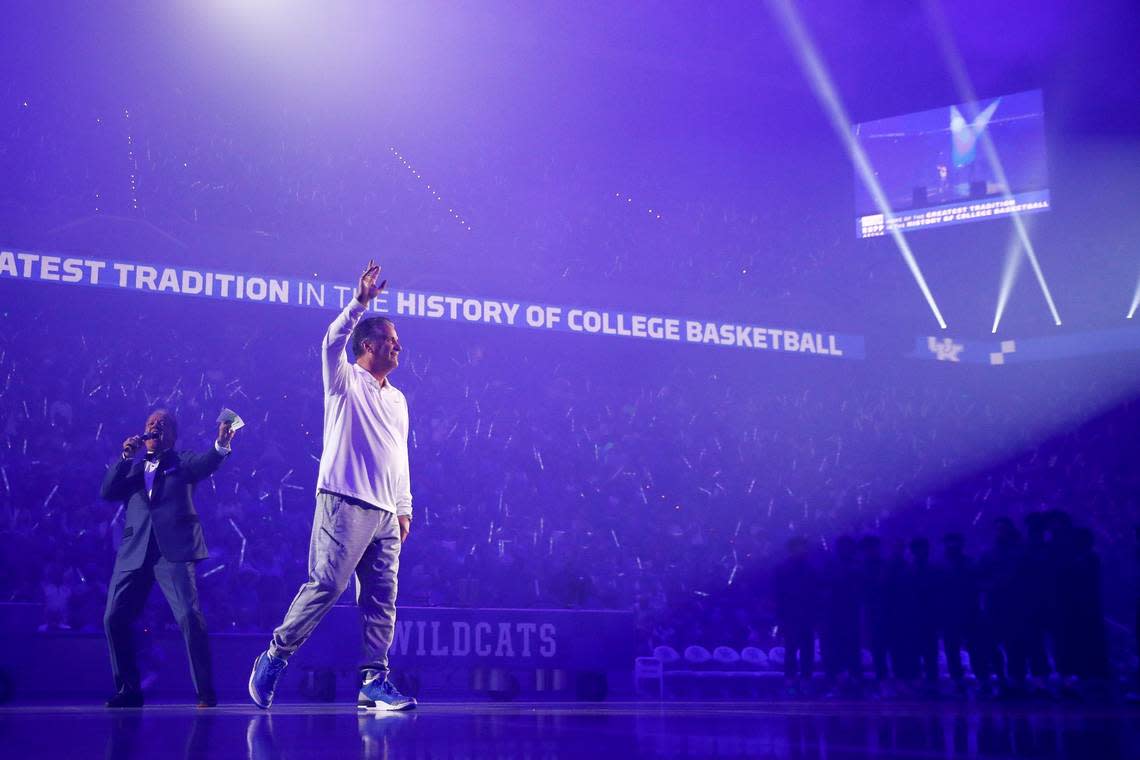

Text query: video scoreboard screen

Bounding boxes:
[853,89,1049,239]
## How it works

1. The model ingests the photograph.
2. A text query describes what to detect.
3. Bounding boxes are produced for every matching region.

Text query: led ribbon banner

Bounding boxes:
[1,248,865,360]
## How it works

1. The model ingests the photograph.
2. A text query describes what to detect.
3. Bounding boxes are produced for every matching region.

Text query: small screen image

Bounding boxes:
[853,89,1049,239]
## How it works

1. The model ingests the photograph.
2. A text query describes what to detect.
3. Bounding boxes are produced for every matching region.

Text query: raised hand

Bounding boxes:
[355,260,388,306]
[217,420,236,449]
[121,435,142,461]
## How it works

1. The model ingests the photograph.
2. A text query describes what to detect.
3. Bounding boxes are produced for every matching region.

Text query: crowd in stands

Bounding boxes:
[2,88,1139,700]
[1,285,1137,699]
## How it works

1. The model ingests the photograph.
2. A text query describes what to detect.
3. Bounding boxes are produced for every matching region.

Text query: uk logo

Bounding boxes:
[927,337,964,362]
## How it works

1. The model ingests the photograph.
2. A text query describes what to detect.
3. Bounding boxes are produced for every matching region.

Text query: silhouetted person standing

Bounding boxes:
[1045,510,1079,682]
[821,535,862,689]
[939,532,979,690]
[979,518,1027,695]
[1058,527,1109,683]
[1020,512,1053,685]
[904,537,940,686]
[1131,524,1140,699]
[883,539,911,686]
[859,535,890,684]
[774,536,818,694]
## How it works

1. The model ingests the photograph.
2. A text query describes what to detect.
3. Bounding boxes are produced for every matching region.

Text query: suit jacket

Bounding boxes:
[99,447,228,570]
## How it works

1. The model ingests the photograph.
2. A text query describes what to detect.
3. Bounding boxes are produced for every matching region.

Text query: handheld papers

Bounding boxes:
[217,407,246,432]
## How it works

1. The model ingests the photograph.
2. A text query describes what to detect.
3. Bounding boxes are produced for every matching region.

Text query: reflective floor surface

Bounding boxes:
[2,701,1138,759]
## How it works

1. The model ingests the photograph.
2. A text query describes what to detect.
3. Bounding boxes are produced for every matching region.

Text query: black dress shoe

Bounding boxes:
[106,691,144,708]
[197,698,218,708]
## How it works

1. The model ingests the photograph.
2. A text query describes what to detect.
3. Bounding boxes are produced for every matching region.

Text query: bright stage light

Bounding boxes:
[1127,276,1140,320]
[769,0,947,329]
[992,231,1024,333]
[922,0,1062,331]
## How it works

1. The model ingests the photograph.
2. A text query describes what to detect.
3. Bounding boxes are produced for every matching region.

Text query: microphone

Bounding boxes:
[140,432,161,441]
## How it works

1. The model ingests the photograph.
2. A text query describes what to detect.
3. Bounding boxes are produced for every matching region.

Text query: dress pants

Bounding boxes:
[104,532,214,701]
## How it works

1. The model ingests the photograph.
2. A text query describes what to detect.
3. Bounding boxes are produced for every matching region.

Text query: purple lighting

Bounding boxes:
[0,1,1139,752]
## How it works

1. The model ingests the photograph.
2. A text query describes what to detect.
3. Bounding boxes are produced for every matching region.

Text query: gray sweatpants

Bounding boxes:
[269,490,402,679]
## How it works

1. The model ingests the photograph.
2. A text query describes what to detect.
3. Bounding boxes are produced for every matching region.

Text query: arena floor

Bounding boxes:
[3,699,1138,758]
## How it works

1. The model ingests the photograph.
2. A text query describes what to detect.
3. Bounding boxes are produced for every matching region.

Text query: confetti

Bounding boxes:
[202,564,225,578]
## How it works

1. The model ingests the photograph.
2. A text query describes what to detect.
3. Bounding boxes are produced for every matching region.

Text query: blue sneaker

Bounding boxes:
[358,677,417,711]
[249,651,288,709]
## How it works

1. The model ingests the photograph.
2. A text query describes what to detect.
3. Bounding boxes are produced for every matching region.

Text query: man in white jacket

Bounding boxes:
[249,261,415,711]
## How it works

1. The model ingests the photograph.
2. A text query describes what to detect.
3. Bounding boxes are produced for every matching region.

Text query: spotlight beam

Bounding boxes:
[992,231,1024,333]
[922,0,1062,331]
[1128,274,1140,319]
[769,0,947,329]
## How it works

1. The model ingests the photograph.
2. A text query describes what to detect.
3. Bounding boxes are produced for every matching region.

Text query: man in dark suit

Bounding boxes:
[99,408,235,708]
